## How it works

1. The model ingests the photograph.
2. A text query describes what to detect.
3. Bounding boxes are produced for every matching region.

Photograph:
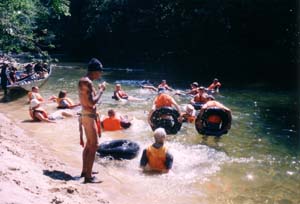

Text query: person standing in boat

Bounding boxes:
[140,128,173,173]
[0,63,9,97]
[78,58,106,183]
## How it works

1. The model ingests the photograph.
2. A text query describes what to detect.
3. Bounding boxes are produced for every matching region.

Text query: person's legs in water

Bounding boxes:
[81,116,101,183]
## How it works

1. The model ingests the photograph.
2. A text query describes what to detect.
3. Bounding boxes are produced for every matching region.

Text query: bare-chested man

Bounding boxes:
[78,58,106,183]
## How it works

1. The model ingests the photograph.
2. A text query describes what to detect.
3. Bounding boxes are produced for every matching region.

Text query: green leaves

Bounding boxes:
[0,0,70,55]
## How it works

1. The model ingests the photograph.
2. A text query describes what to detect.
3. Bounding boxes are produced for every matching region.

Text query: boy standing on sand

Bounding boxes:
[78,58,106,183]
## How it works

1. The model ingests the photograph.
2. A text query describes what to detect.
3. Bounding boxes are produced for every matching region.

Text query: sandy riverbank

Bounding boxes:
[0,113,110,204]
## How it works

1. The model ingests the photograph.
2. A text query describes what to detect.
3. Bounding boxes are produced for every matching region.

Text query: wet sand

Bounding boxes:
[0,112,110,204]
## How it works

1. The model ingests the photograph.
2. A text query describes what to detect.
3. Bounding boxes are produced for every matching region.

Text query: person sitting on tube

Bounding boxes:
[148,88,181,128]
[199,95,231,130]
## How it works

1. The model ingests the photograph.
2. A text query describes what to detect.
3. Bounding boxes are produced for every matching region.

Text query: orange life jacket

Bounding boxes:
[182,113,196,123]
[29,108,48,121]
[154,94,173,108]
[102,117,122,131]
[207,115,222,123]
[146,145,167,171]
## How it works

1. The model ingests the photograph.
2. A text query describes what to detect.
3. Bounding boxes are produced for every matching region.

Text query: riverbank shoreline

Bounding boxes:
[0,112,110,204]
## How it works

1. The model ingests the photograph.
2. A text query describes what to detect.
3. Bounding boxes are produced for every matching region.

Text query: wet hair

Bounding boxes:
[191,82,199,87]
[58,90,67,98]
[32,86,39,91]
[108,109,116,117]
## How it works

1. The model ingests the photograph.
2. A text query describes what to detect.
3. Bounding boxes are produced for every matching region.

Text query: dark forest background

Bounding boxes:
[0,0,299,87]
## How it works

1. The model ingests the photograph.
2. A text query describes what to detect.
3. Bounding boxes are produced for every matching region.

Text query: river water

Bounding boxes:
[1,63,299,204]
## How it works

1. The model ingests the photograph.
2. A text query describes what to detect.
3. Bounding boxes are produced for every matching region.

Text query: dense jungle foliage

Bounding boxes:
[0,0,298,86]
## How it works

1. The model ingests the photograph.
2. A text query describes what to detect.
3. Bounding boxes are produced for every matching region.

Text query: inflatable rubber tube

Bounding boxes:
[150,106,182,134]
[195,107,231,137]
[97,139,140,160]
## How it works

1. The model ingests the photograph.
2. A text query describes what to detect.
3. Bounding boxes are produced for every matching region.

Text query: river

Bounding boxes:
[0,63,299,204]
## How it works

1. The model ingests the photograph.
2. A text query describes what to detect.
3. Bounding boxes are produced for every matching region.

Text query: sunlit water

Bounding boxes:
[0,63,299,204]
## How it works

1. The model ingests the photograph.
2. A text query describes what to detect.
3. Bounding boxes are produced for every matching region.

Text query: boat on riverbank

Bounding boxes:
[7,64,53,91]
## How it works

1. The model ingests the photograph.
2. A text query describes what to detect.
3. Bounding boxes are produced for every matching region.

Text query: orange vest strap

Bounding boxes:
[146,145,167,171]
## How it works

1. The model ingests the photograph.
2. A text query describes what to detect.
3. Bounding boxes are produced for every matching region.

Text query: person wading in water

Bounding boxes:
[78,58,106,183]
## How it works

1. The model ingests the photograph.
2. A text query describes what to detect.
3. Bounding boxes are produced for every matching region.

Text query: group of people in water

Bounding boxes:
[24,57,231,183]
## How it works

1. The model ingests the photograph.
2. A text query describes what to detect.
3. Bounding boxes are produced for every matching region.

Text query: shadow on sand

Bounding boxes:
[43,170,79,181]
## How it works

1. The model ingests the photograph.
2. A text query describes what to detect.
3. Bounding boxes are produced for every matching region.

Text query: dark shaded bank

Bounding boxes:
[57,0,298,89]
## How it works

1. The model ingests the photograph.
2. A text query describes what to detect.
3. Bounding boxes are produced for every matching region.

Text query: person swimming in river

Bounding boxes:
[142,79,174,92]
[140,128,173,173]
[49,90,81,109]
[112,83,144,101]
[174,81,200,96]
[198,95,231,130]
[29,99,73,123]
[179,104,197,123]
[148,87,181,129]
[207,78,221,94]
[101,109,132,131]
[190,86,209,110]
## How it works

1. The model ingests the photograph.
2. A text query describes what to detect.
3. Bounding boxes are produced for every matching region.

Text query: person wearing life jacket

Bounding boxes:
[199,95,231,130]
[101,109,131,131]
[207,78,221,93]
[28,86,44,103]
[148,88,181,128]
[190,86,209,110]
[180,104,196,123]
[140,128,173,173]
[112,83,129,100]
[29,99,55,123]
[49,90,80,109]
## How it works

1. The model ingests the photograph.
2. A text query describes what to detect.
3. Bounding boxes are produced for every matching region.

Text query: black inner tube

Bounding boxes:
[195,107,231,137]
[150,107,182,134]
[97,139,140,160]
